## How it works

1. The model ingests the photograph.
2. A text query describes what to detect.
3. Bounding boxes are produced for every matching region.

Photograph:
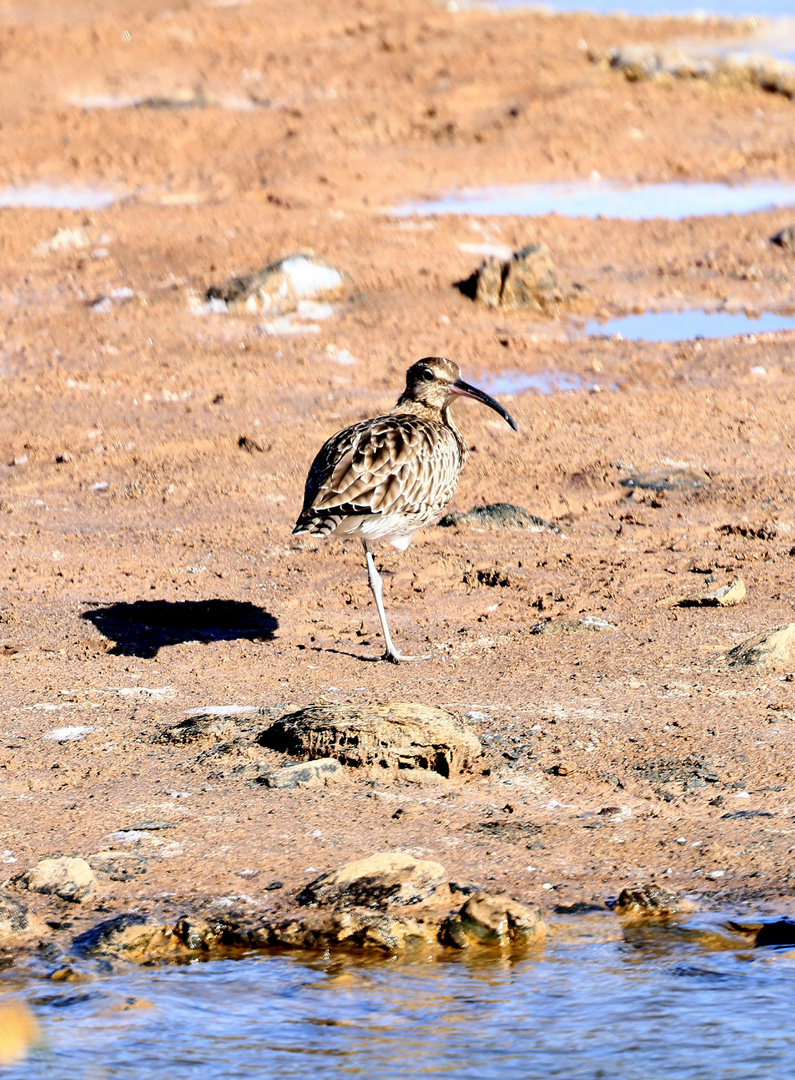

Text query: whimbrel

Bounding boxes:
[293,357,518,662]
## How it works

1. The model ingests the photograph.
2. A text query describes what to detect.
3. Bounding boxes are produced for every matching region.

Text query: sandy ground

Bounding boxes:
[2,0,795,942]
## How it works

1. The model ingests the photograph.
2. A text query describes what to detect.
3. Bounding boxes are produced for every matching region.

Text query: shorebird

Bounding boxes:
[293,357,518,662]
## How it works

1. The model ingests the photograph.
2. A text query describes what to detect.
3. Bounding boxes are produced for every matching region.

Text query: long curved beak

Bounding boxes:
[451,378,519,431]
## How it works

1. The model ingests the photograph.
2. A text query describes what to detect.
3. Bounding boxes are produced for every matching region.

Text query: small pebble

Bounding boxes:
[706,870,725,880]
[675,837,687,845]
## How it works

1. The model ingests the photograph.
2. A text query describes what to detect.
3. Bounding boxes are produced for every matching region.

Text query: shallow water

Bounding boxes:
[4,921,795,1079]
[484,0,793,16]
[393,180,795,219]
[0,185,122,210]
[586,309,795,342]
[481,369,591,395]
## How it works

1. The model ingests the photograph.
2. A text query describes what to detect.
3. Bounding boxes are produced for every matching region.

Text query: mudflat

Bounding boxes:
[1,0,795,942]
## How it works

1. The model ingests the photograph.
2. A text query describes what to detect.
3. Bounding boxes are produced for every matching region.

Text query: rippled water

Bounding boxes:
[3,920,795,1079]
[393,181,795,219]
[484,0,793,15]
[586,309,795,341]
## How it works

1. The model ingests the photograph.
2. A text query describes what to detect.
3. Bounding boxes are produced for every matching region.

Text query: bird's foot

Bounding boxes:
[381,650,433,664]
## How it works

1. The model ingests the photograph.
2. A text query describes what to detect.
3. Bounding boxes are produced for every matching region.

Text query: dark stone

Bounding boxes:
[73,913,149,956]
[771,225,795,251]
[721,810,774,820]
[438,503,558,531]
[755,919,795,947]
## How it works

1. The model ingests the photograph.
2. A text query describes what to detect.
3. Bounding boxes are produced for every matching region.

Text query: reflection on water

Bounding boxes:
[4,922,795,1079]
[483,0,793,15]
[393,180,795,219]
[480,369,590,395]
[586,309,795,342]
[0,185,123,210]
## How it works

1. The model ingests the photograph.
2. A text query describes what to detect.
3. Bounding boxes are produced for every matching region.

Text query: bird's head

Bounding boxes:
[403,356,519,431]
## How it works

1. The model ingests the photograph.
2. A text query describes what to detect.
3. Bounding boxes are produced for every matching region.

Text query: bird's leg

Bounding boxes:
[362,541,430,663]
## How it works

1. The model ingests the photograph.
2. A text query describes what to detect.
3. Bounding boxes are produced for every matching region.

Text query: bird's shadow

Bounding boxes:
[82,599,278,659]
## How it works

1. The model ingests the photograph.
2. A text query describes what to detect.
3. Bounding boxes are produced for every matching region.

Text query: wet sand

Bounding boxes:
[2,0,795,944]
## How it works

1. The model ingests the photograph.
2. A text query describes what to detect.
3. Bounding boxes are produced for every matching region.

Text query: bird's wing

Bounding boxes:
[301,413,440,518]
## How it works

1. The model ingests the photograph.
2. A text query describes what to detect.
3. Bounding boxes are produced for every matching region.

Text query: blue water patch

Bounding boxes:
[393,181,795,220]
[586,309,795,341]
[0,185,123,210]
[6,924,795,1080]
[485,0,794,16]
[481,370,589,395]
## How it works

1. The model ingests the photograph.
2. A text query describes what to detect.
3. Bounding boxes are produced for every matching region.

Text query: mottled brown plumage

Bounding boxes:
[294,357,518,661]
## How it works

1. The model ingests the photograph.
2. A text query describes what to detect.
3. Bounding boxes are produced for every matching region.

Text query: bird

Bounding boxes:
[293,356,518,662]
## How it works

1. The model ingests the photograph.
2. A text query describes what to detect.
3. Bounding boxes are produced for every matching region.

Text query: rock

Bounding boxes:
[443,894,546,947]
[726,623,795,669]
[87,851,151,882]
[258,757,343,789]
[615,884,697,919]
[530,616,615,635]
[238,434,270,454]
[206,253,347,315]
[271,909,436,953]
[16,857,96,903]
[754,918,795,947]
[156,714,243,744]
[72,913,245,961]
[621,468,710,492]
[772,225,795,251]
[298,852,450,909]
[0,893,34,937]
[593,43,795,101]
[678,577,746,608]
[459,243,565,312]
[259,702,480,777]
[438,503,559,532]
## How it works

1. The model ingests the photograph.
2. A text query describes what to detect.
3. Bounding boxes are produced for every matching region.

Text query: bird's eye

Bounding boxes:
[420,368,434,381]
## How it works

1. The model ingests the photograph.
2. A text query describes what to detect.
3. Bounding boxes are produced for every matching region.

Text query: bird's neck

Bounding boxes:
[394,396,468,454]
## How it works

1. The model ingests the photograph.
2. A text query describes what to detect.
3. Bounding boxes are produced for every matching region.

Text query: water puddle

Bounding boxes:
[478,0,793,16]
[4,919,795,1078]
[393,180,795,219]
[0,186,124,211]
[69,92,266,112]
[587,309,795,341]
[481,369,593,395]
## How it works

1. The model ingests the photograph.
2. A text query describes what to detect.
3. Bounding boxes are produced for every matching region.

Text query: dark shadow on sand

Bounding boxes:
[82,599,278,659]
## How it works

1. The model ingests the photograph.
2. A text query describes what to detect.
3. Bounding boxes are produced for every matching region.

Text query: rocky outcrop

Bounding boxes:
[726,624,795,669]
[458,244,569,313]
[590,43,795,101]
[677,578,746,608]
[70,852,547,961]
[206,254,347,314]
[442,894,547,948]
[615,884,697,920]
[15,857,96,903]
[297,852,451,909]
[259,703,481,778]
[258,757,343,789]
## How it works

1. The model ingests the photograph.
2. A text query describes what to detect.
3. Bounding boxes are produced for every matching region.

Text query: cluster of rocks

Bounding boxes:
[589,44,795,100]
[156,701,484,787]
[205,253,347,315]
[5,861,795,967]
[457,243,579,313]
